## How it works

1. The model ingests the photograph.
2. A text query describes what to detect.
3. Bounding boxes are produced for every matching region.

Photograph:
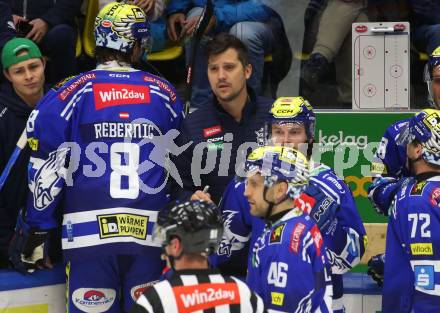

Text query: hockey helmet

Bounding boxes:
[266,96,316,143]
[94,2,152,54]
[153,200,223,256]
[243,145,309,199]
[424,46,440,108]
[398,109,440,166]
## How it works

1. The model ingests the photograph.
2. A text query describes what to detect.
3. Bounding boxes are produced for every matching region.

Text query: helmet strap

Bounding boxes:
[262,184,288,220]
[306,139,314,160]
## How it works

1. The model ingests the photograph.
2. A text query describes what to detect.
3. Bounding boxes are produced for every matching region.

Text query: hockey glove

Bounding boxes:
[368,177,411,216]
[9,211,50,274]
[295,184,339,234]
[367,253,385,287]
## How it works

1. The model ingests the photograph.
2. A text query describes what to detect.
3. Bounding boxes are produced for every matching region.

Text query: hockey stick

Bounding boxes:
[0,128,27,191]
[184,0,214,115]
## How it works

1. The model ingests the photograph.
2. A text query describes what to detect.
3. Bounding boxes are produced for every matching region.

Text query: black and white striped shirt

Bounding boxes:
[130,268,266,313]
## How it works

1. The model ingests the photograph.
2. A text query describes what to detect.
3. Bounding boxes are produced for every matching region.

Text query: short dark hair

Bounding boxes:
[204,33,249,67]
[94,46,132,65]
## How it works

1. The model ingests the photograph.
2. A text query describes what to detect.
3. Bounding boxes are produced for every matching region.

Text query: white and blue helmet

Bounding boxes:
[243,145,310,199]
[94,2,152,54]
[399,109,440,166]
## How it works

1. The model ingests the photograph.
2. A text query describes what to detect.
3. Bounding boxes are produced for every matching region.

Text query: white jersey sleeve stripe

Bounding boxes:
[310,176,341,203]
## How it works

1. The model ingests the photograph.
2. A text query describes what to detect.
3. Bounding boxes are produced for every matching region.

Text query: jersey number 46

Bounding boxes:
[268,262,288,288]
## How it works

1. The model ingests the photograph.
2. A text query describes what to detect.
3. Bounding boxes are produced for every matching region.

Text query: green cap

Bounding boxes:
[1,38,42,69]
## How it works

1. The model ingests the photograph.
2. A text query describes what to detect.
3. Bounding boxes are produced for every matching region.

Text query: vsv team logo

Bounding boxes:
[72,288,116,312]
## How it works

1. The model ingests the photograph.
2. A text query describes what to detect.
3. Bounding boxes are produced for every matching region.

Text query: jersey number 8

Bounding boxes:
[110,142,140,199]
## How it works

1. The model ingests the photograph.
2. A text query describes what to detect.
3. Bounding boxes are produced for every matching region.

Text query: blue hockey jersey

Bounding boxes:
[214,162,366,309]
[246,208,333,312]
[25,63,184,261]
[383,173,440,313]
[371,119,411,179]
[216,163,366,271]
[369,119,412,213]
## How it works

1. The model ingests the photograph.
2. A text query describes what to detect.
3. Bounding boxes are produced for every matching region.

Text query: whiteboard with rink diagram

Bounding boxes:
[352,22,410,110]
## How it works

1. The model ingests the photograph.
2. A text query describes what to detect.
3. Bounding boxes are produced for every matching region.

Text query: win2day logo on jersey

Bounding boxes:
[174,283,240,312]
[94,83,150,110]
[98,213,148,240]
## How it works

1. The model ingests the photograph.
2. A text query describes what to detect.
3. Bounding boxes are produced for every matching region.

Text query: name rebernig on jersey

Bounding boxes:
[93,122,157,139]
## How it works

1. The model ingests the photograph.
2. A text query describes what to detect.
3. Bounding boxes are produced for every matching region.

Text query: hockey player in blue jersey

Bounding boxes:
[367,48,440,286]
[243,145,333,312]
[215,97,366,312]
[382,108,440,313]
[369,47,440,216]
[8,2,184,312]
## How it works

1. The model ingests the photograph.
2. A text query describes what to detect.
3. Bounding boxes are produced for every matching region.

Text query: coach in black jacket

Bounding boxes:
[170,33,273,205]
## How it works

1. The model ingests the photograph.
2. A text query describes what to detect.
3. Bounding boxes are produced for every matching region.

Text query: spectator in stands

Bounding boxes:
[169,33,273,205]
[99,0,163,20]
[165,0,290,107]
[409,0,440,55]
[301,0,368,108]
[1,0,81,83]
[99,0,168,52]
[0,38,47,268]
[0,2,14,59]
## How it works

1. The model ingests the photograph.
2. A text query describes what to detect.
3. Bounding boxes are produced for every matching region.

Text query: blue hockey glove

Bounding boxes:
[368,177,411,216]
[295,184,339,234]
[9,211,50,274]
[367,253,385,287]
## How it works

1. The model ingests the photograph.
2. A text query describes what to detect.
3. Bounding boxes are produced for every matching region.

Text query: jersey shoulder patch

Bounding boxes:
[141,72,177,103]
[269,223,286,245]
[51,75,77,91]
[429,185,440,206]
[56,73,97,101]
[411,180,428,195]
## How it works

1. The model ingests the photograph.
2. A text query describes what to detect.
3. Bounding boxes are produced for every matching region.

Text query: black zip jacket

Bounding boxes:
[170,88,273,204]
[1,0,81,27]
[0,82,48,265]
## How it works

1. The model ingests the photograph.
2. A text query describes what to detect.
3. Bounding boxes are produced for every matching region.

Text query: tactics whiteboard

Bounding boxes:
[352,22,410,110]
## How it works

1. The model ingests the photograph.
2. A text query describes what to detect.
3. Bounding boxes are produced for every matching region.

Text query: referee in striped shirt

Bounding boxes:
[130,200,266,313]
